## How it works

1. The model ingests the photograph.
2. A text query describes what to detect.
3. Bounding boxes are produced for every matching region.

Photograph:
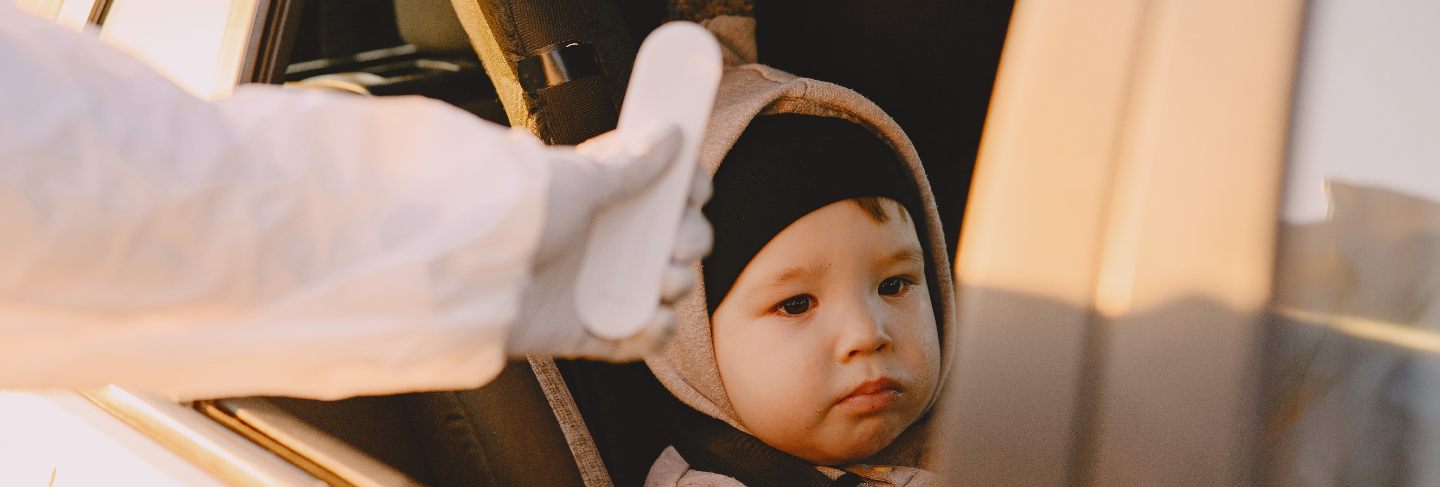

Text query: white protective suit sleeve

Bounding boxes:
[0,5,555,400]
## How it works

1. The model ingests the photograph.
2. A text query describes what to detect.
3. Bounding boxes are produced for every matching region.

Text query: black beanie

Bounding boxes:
[702,114,922,313]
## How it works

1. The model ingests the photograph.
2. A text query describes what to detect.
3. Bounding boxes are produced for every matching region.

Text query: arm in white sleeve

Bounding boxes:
[0,6,551,400]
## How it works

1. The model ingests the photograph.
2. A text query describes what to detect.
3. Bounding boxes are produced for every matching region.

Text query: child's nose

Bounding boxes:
[837,304,893,362]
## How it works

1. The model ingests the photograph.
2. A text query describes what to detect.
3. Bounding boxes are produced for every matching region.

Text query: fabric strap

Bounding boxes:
[662,392,838,487]
[831,473,868,487]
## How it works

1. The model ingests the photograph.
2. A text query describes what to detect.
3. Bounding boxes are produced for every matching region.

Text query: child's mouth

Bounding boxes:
[838,378,903,414]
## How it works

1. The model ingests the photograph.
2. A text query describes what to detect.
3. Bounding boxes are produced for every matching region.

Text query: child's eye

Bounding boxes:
[775,295,815,316]
[878,276,916,296]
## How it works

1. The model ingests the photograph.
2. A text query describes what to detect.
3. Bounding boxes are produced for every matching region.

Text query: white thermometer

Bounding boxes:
[574,22,723,340]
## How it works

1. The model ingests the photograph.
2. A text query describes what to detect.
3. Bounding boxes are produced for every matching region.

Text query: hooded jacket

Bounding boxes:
[640,16,959,487]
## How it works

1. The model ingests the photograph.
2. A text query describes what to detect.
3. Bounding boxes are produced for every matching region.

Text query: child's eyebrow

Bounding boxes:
[769,264,825,286]
[750,263,828,295]
[882,246,926,267]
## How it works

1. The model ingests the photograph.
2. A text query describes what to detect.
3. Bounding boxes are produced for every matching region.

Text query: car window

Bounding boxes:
[96,0,262,99]
[0,390,230,486]
[1265,0,1440,485]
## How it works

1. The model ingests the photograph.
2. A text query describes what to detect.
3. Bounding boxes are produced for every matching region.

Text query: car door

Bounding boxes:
[935,0,1301,484]
[936,0,1440,485]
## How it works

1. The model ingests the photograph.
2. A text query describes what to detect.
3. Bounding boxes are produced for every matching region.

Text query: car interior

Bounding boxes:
[20,0,1440,484]
[149,0,1012,485]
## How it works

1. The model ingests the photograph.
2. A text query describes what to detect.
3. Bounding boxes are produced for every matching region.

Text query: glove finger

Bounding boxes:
[673,207,713,262]
[576,129,623,154]
[660,263,697,304]
[689,165,713,206]
[605,307,677,361]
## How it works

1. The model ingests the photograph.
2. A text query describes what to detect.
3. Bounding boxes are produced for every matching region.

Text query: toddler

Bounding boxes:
[643,17,956,487]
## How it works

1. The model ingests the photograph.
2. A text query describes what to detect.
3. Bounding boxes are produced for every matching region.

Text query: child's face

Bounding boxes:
[711,198,941,465]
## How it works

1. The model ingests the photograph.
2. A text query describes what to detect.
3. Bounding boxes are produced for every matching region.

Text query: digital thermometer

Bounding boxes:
[574,22,723,340]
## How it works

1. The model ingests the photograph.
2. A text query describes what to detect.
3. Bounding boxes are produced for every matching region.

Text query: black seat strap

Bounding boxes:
[662,395,837,487]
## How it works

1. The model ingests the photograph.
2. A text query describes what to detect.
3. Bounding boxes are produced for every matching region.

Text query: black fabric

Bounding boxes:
[260,395,440,484]
[288,0,403,64]
[254,362,587,487]
[532,71,620,145]
[702,114,921,313]
[556,360,675,487]
[756,0,1015,256]
[558,360,845,487]
[405,360,589,487]
[655,377,837,487]
[830,473,868,487]
[611,0,667,49]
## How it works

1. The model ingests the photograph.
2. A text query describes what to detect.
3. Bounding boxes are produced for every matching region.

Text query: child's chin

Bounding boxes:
[814,424,903,465]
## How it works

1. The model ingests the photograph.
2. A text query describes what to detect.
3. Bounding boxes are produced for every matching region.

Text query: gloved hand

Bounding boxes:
[508,126,713,359]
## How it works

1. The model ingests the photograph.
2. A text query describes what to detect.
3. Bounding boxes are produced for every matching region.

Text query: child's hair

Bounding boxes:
[852,195,910,223]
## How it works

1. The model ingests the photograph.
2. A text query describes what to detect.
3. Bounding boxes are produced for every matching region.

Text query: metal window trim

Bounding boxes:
[80,387,321,487]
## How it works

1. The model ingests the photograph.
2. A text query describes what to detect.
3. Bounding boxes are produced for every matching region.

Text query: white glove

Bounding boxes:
[508,126,714,359]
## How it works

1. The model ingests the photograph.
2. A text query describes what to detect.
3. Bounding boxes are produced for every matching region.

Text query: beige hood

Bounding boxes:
[643,16,958,467]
